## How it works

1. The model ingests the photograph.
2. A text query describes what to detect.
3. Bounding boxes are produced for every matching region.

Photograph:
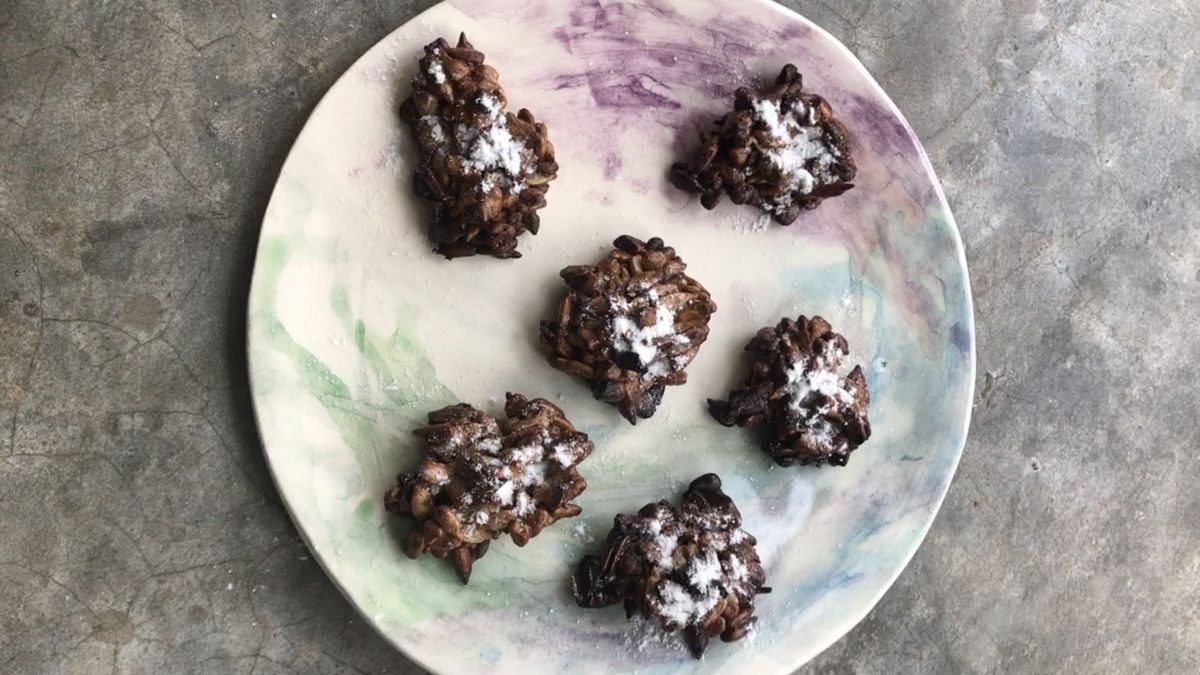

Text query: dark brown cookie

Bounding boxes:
[709,315,871,466]
[572,474,769,658]
[540,235,717,424]
[671,64,855,225]
[383,393,592,583]
[399,33,558,259]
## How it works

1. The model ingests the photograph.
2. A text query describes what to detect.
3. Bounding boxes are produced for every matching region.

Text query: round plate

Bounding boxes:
[247,0,975,672]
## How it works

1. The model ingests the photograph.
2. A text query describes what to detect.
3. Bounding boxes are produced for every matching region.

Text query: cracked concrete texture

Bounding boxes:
[0,0,1196,673]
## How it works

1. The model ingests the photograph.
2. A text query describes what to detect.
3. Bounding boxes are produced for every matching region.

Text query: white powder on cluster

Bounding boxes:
[750,97,837,205]
[727,554,749,582]
[656,547,742,625]
[519,461,547,487]
[508,443,542,464]
[801,418,838,450]
[645,519,678,570]
[452,93,529,195]
[465,123,524,177]
[752,98,787,137]
[488,457,551,513]
[480,94,501,117]
[475,436,502,455]
[654,533,678,570]
[610,289,689,375]
[495,480,515,506]
[479,173,497,193]
[786,341,856,451]
[636,510,760,630]
[657,580,720,627]
[787,366,849,408]
[688,550,723,588]
[514,491,534,517]
[552,442,577,467]
[449,413,592,535]
[419,116,448,148]
[425,51,447,84]
[786,341,854,415]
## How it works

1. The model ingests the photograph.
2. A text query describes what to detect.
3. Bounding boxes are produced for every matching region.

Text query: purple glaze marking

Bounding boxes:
[551,73,589,90]
[584,71,681,109]
[640,0,679,18]
[550,0,762,113]
[602,150,623,180]
[950,322,971,355]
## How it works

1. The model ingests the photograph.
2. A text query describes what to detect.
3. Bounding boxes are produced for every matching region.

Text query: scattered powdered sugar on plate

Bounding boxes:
[621,615,691,656]
[720,210,773,234]
[738,622,760,649]
[570,520,594,544]
[360,40,407,84]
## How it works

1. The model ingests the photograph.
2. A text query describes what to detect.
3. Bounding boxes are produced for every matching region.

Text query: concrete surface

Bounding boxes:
[1,0,1197,673]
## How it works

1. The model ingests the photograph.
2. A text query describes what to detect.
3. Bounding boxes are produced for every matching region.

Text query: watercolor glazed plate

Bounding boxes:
[247,0,975,672]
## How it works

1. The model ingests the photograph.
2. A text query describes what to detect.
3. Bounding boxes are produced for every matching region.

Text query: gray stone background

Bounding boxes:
[1,0,1197,672]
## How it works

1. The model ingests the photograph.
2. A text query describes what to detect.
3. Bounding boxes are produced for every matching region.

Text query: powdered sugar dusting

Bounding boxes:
[631,505,762,630]
[480,93,501,117]
[494,480,515,506]
[657,580,720,627]
[417,65,533,196]
[519,460,548,487]
[570,520,594,544]
[786,339,855,414]
[457,93,531,194]
[508,443,542,464]
[425,50,447,84]
[514,491,534,516]
[447,417,591,531]
[654,532,678,570]
[750,97,838,211]
[688,550,723,588]
[622,615,689,655]
[419,115,449,150]
[552,441,580,468]
[464,95,526,177]
[609,289,690,377]
[786,339,857,451]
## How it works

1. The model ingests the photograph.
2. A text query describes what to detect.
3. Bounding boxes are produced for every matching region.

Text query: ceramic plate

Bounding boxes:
[247,0,975,672]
